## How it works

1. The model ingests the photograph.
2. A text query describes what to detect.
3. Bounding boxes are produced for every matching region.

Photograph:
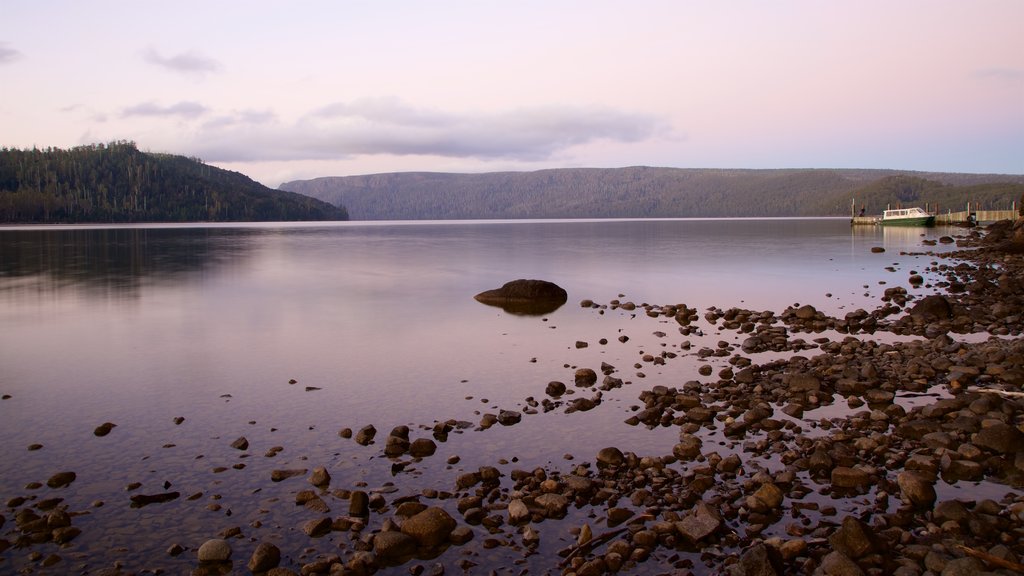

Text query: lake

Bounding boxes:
[0,218,980,573]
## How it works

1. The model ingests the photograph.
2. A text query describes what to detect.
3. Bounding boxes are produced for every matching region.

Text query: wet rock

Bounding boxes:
[247,542,281,572]
[51,526,81,544]
[575,368,598,387]
[508,499,530,524]
[303,517,332,537]
[731,543,782,576]
[355,425,377,445]
[497,410,522,426]
[597,447,625,467]
[897,471,936,509]
[673,434,703,460]
[349,491,370,517]
[751,482,784,510]
[230,436,249,450]
[794,304,818,320]
[197,539,232,562]
[940,557,985,576]
[409,438,437,457]
[401,506,457,547]
[130,492,180,507]
[909,295,952,320]
[309,466,331,488]
[819,551,865,576]
[828,517,876,559]
[535,493,569,517]
[46,471,76,489]
[830,467,871,490]
[473,279,568,315]
[972,422,1024,455]
[270,469,307,482]
[675,500,722,543]
[545,381,567,397]
[374,531,416,561]
[93,422,116,437]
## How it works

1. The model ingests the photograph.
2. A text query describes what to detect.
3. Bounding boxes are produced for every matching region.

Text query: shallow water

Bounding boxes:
[0,218,985,573]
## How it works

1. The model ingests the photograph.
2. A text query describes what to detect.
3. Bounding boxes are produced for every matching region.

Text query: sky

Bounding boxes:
[1,1,1022,187]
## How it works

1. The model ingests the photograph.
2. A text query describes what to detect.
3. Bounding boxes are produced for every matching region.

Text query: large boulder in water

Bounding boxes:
[474,279,567,315]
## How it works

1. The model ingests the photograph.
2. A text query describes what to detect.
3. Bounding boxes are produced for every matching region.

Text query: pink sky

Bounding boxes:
[1,1,1021,186]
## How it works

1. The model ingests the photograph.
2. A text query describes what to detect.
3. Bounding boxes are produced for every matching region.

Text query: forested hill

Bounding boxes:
[0,142,348,223]
[280,167,1023,220]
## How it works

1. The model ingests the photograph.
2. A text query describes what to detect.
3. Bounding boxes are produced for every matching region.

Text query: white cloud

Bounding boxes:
[0,42,23,64]
[180,98,669,163]
[143,48,222,75]
[122,101,209,119]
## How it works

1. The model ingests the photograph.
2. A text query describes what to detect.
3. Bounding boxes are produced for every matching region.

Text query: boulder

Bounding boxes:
[401,507,457,547]
[909,295,952,320]
[473,279,568,315]
[197,539,231,562]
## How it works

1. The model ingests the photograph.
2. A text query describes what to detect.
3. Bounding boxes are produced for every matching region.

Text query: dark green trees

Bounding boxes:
[0,142,348,223]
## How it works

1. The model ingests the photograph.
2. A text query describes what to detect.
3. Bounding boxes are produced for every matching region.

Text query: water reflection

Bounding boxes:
[0,227,251,299]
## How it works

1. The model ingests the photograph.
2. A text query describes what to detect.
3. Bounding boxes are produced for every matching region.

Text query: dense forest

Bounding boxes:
[281,168,1024,220]
[0,142,348,223]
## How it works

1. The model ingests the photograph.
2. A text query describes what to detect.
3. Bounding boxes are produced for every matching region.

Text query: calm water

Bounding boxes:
[0,219,973,572]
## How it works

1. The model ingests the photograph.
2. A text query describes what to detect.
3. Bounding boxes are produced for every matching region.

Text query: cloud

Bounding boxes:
[143,48,222,75]
[122,101,208,119]
[0,42,23,64]
[973,67,1024,83]
[184,99,669,163]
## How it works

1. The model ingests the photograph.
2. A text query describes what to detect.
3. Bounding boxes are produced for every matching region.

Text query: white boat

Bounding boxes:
[879,206,935,227]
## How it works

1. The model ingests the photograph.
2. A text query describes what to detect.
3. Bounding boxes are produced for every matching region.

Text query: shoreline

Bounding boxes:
[2,219,1023,575]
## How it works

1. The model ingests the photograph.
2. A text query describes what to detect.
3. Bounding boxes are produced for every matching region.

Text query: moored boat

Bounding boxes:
[879,206,935,227]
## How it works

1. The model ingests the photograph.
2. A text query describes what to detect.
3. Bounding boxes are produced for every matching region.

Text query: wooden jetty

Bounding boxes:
[850,198,1018,226]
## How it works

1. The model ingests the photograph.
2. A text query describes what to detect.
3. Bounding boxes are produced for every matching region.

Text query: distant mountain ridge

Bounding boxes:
[280,167,1023,220]
[0,142,348,223]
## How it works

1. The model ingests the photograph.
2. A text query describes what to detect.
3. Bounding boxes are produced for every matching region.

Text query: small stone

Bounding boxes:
[230,436,249,450]
[355,425,377,445]
[270,469,307,482]
[409,438,437,457]
[596,447,625,467]
[93,422,116,437]
[303,517,333,537]
[897,471,936,509]
[508,499,530,524]
[197,539,232,562]
[675,500,722,543]
[309,466,331,487]
[46,471,76,489]
[830,467,871,490]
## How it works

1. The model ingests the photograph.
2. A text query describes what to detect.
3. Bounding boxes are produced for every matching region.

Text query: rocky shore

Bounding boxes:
[2,219,1024,575]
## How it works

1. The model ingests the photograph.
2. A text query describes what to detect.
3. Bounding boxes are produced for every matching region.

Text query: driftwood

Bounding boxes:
[558,526,629,567]
[558,514,656,568]
[957,544,1024,573]
[965,387,1024,398]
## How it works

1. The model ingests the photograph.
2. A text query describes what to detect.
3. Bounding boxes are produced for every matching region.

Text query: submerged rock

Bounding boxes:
[473,279,568,315]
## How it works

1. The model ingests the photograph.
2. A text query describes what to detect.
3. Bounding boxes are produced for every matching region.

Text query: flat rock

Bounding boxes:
[675,500,722,543]
[270,469,307,482]
[373,531,417,561]
[473,279,568,315]
[830,467,871,489]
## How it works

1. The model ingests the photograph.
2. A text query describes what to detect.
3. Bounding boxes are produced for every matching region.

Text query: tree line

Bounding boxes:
[0,142,348,223]
[280,167,1024,220]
